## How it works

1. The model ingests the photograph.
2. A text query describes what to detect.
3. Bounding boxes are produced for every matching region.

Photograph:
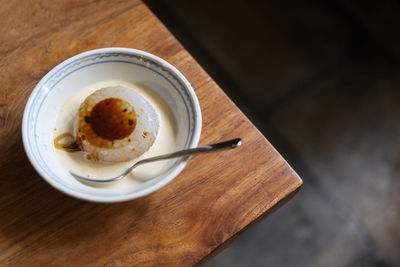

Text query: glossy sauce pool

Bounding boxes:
[54,80,177,190]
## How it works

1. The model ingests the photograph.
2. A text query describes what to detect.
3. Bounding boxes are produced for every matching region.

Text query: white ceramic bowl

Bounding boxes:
[22,48,201,202]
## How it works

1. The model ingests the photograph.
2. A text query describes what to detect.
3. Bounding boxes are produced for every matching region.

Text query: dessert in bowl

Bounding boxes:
[22,48,201,202]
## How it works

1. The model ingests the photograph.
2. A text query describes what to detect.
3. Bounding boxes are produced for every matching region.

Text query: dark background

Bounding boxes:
[144,1,400,266]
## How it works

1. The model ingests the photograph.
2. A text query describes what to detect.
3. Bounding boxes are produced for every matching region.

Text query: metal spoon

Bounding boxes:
[70,138,242,183]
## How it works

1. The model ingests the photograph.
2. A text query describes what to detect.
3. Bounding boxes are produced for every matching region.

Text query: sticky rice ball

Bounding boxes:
[76,86,159,162]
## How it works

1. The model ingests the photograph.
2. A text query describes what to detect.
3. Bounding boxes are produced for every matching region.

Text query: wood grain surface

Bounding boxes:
[0,0,302,266]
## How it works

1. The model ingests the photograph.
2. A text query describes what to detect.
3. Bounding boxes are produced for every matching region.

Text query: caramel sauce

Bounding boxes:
[54,133,81,152]
[78,97,137,149]
[89,98,136,140]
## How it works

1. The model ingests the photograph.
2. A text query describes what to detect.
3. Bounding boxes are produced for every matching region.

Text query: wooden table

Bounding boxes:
[0,1,302,265]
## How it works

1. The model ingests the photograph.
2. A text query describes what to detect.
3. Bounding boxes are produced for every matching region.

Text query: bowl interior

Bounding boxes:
[23,48,201,202]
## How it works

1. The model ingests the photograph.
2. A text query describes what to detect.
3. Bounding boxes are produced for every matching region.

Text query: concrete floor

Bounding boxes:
[144,1,400,266]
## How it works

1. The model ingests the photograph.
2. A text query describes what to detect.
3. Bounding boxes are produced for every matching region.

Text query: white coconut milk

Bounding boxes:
[53,80,177,190]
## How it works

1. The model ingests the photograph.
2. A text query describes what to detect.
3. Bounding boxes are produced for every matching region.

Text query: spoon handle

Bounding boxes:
[136,138,242,165]
[71,138,242,183]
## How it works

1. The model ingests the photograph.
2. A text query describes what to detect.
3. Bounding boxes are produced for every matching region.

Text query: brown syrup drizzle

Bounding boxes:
[77,97,137,149]
[88,98,136,141]
[54,133,81,152]
[55,97,137,153]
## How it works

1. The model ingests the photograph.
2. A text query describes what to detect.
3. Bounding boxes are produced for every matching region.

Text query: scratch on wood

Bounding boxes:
[45,40,54,56]
[0,89,6,108]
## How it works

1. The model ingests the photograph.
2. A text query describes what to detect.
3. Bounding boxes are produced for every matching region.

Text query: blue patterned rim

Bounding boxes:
[24,50,200,199]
